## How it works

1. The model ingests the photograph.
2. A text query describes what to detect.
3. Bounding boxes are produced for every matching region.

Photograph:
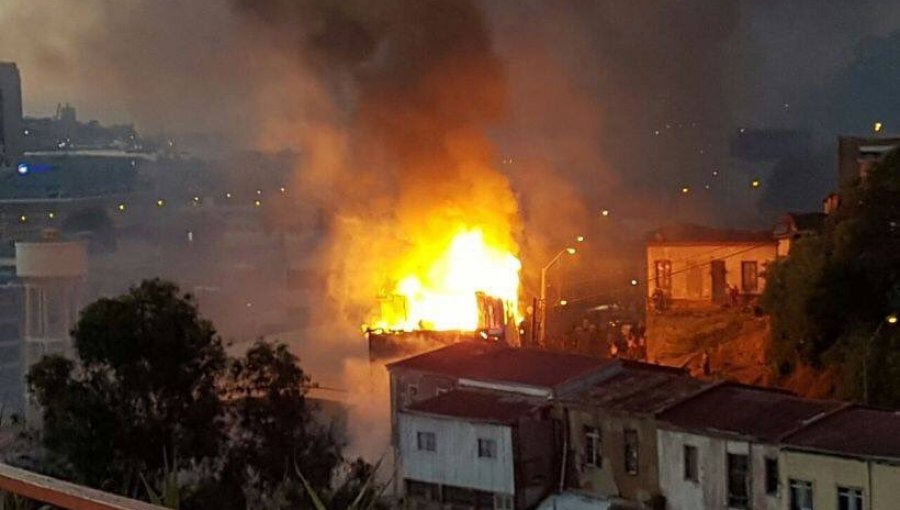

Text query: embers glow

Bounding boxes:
[375,229,521,332]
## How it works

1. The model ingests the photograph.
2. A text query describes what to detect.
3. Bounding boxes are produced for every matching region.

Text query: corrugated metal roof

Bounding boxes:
[573,363,708,415]
[659,383,841,442]
[403,389,544,424]
[782,406,900,460]
[386,341,607,390]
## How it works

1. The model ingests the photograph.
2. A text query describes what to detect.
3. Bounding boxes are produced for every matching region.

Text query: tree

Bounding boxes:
[762,149,900,405]
[28,279,225,490]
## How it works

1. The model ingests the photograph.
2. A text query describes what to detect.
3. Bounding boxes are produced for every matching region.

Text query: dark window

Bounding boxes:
[741,261,759,292]
[477,438,496,459]
[624,429,639,475]
[654,260,672,291]
[727,453,750,509]
[416,431,436,452]
[790,479,814,510]
[837,486,863,510]
[683,445,698,482]
[584,426,601,467]
[765,457,779,495]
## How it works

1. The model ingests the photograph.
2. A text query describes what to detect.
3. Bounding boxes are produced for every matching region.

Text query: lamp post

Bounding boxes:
[538,236,584,346]
[863,313,897,404]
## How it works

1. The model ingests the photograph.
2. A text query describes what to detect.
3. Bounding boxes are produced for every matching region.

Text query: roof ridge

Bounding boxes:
[777,401,852,442]
[655,379,727,417]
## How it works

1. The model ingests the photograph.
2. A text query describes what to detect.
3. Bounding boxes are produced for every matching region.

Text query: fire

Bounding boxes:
[374,228,521,332]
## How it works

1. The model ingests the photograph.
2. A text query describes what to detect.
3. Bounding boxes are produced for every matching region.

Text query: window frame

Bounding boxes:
[584,426,602,468]
[416,431,436,452]
[623,428,639,475]
[726,453,750,509]
[683,444,698,482]
[741,261,759,293]
[837,486,864,510]
[477,438,497,459]
[654,260,673,291]
[789,478,814,510]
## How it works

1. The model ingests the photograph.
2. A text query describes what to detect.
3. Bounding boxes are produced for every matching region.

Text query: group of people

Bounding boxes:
[564,319,648,361]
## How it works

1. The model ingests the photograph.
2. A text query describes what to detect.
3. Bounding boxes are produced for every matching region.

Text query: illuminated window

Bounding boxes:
[654,260,672,291]
[741,261,759,292]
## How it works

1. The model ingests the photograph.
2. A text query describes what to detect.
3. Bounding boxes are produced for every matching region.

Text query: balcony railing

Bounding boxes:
[0,462,167,510]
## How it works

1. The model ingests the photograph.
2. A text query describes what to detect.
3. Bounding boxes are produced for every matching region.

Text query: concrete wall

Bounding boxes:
[657,429,778,510]
[568,408,662,504]
[781,450,900,510]
[646,243,777,302]
[398,412,515,496]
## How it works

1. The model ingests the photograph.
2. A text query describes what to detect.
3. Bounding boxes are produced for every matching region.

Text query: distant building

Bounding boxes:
[656,383,841,510]
[15,234,87,424]
[646,224,777,307]
[779,406,900,510]
[0,281,24,415]
[773,212,827,257]
[0,63,23,168]
[559,361,707,506]
[837,136,900,187]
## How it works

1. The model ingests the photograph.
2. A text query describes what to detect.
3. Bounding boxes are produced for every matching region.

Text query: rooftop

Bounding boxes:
[659,383,841,442]
[403,389,544,425]
[386,341,607,390]
[782,406,900,460]
[570,361,708,415]
[647,223,773,245]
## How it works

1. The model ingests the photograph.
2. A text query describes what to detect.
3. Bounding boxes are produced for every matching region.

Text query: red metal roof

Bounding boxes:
[782,406,900,460]
[386,341,607,390]
[659,383,841,442]
[403,389,545,424]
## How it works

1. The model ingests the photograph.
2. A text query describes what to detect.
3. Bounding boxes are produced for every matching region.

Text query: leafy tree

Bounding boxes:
[762,149,900,405]
[28,279,226,491]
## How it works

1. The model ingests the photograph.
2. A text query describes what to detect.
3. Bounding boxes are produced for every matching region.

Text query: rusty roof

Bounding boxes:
[658,383,841,442]
[782,406,900,460]
[570,362,708,415]
[647,223,773,245]
[403,389,545,425]
[386,341,607,390]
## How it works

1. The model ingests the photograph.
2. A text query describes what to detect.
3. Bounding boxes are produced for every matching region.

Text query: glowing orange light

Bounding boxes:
[374,228,521,332]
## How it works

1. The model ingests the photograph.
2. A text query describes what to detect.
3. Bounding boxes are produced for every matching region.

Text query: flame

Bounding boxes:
[374,228,521,331]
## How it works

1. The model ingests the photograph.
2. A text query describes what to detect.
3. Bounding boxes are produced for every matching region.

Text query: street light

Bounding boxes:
[538,235,584,346]
[863,313,897,403]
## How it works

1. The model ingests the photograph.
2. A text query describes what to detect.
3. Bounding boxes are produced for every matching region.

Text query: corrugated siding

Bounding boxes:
[398,413,515,494]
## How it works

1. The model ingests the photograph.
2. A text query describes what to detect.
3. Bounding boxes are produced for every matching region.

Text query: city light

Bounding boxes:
[16,164,28,175]
[156,199,165,207]
[47,212,55,219]
[279,186,286,194]
[117,203,126,212]
[681,186,690,194]
[566,247,576,255]
[256,189,262,196]
[576,235,585,243]
[752,179,761,188]
[630,279,639,286]
[192,196,200,203]
[559,300,568,306]
[19,214,27,223]
[874,121,884,133]
[601,209,610,217]
[888,314,898,325]
[254,199,262,207]
[225,192,233,199]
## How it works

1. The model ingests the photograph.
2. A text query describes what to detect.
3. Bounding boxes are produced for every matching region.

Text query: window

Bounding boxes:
[789,479,814,510]
[727,453,750,509]
[478,438,497,459]
[765,457,779,495]
[654,260,672,291]
[683,445,698,482]
[624,429,639,475]
[838,487,863,510]
[584,426,601,467]
[416,431,436,452]
[741,261,758,293]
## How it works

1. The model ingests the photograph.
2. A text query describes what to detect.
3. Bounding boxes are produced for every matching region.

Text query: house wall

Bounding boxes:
[567,408,661,504]
[781,450,900,510]
[398,412,515,496]
[646,243,777,302]
[657,429,777,510]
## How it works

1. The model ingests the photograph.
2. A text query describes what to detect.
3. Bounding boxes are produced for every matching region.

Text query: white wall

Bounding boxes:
[398,412,515,495]
[658,429,779,510]
[781,450,900,510]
